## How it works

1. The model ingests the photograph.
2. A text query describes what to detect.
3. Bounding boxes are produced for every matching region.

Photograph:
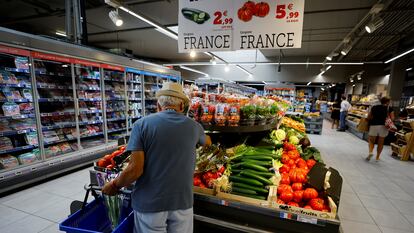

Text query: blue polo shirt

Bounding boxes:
[126,110,206,212]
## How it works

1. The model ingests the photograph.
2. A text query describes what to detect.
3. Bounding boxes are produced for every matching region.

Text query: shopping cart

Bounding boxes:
[59,185,134,233]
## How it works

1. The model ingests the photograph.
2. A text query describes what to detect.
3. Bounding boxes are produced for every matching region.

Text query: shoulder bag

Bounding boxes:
[385,107,397,132]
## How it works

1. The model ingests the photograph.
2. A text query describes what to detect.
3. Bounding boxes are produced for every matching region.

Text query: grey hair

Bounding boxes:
[157,95,183,108]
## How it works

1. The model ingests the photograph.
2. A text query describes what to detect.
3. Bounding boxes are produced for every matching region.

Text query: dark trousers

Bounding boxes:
[339,111,347,130]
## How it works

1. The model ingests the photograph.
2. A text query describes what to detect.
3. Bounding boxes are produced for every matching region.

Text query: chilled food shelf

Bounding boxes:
[0,98,31,103]
[104,78,125,83]
[81,132,104,139]
[0,83,31,88]
[76,75,100,80]
[107,97,126,101]
[79,120,103,125]
[40,112,75,117]
[78,98,102,102]
[42,123,76,130]
[108,128,127,133]
[0,114,35,120]
[37,84,72,90]
[0,128,36,137]
[3,67,30,73]
[0,145,37,155]
[44,138,77,146]
[38,98,74,102]
[77,87,100,91]
[80,110,102,114]
[107,117,126,122]
[128,98,141,101]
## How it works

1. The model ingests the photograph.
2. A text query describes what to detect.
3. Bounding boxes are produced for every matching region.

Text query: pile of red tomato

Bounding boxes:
[193,166,226,189]
[238,1,270,22]
[276,143,330,212]
[96,146,126,170]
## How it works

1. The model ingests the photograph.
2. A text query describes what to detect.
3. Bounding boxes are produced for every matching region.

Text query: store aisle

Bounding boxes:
[1,121,414,233]
[309,121,414,233]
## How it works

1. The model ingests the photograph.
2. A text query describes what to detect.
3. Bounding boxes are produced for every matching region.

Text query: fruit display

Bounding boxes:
[194,145,228,189]
[281,116,306,133]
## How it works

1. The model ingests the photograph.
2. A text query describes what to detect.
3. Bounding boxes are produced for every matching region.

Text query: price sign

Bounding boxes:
[178,0,234,52]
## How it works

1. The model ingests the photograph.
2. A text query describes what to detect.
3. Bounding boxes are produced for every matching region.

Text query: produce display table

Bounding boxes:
[193,192,341,233]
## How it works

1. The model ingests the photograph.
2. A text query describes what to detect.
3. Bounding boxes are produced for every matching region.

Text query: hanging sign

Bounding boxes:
[72,59,101,68]
[31,51,72,63]
[101,64,125,71]
[178,0,304,52]
[0,45,30,57]
[178,0,234,52]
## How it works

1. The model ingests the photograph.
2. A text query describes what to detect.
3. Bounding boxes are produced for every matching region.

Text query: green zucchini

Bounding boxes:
[230,162,244,169]
[231,192,267,200]
[231,169,243,174]
[231,187,257,195]
[229,176,263,187]
[240,170,273,185]
[241,159,272,167]
[242,169,274,178]
[240,162,269,172]
[181,8,210,24]
[232,182,269,194]
[242,155,273,161]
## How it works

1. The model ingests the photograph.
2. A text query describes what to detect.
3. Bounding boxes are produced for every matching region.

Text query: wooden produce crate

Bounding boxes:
[216,190,270,207]
[193,186,216,196]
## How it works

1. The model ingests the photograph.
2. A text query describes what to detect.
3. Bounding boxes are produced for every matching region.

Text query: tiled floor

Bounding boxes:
[0,120,413,233]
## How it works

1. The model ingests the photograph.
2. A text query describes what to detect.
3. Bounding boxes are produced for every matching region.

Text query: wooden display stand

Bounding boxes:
[391,121,414,161]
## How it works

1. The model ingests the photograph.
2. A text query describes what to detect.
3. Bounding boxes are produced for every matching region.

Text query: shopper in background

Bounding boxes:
[338,96,351,131]
[366,97,394,161]
[102,82,212,233]
[331,100,341,129]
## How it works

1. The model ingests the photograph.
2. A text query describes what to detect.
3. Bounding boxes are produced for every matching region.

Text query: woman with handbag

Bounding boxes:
[366,97,395,161]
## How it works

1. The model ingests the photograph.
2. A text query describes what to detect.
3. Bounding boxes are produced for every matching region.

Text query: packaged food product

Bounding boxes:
[14,57,30,69]
[19,103,34,112]
[21,89,32,100]
[58,143,72,153]
[0,136,14,150]
[215,104,228,126]
[25,132,38,145]
[0,72,18,84]
[2,102,20,116]
[0,155,19,169]
[17,151,39,165]
[200,104,215,124]
[228,105,241,126]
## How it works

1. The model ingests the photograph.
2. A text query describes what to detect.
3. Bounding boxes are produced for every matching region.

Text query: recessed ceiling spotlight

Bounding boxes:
[109,9,123,27]
[62,64,68,68]
[406,67,412,71]
[365,17,384,33]
[190,50,197,58]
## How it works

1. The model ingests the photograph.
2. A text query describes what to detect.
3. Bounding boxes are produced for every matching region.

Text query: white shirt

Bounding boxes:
[340,100,351,112]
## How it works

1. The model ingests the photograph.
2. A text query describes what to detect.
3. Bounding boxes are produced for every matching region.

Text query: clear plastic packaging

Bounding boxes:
[2,102,20,116]
[0,155,19,169]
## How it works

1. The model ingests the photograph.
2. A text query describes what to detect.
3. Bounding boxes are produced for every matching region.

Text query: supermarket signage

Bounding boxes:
[101,64,125,71]
[31,51,72,63]
[73,59,100,68]
[178,0,304,52]
[0,45,30,57]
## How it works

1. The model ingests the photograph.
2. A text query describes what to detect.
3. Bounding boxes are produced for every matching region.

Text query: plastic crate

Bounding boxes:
[60,198,132,233]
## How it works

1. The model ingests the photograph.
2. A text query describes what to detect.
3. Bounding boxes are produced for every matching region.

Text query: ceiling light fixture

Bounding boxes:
[109,9,123,27]
[407,67,413,71]
[352,84,356,87]
[179,65,209,77]
[55,31,67,37]
[307,82,312,86]
[385,47,414,64]
[350,79,354,83]
[322,83,325,86]
[224,65,230,72]
[357,74,362,80]
[321,88,325,91]
[190,51,196,58]
[62,64,68,68]
[326,56,333,61]
[341,44,352,56]
[119,6,178,40]
[163,62,366,66]
[365,17,384,34]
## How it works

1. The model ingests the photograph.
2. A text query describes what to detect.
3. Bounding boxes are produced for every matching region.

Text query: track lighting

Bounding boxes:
[326,56,332,61]
[365,17,384,33]
[307,82,311,86]
[109,9,123,27]
[341,44,352,56]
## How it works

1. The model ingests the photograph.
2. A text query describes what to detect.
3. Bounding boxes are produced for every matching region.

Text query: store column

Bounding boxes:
[387,57,409,110]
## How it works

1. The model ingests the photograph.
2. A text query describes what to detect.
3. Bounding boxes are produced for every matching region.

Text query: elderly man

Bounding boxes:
[102,82,211,233]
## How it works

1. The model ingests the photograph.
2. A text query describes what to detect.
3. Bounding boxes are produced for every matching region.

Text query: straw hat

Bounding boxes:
[156,82,189,104]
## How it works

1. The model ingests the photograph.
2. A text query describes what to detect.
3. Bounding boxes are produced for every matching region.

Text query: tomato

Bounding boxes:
[277,184,293,195]
[254,2,270,17]
[292,183,303,191]
[280,174,290,185]
[306,159,317,169]
[322,204,330,212]
[106,164,114,170]
[281,154,290,164]
[303,188,319,200]
[103,154,112,161]
[218,166,225,174]
[293,190,304,203]
[296,158,308,169]
[279,190,294,203]
[118,146,126,151]
[289,168,308,183]
[199,183,206,188]
[193,177,202,186]
[287,150,300,160]
[243,1,255,11]
[288,201,299,207]
[97,159,107,168]
[279,165,290,174]
[111,150,123,157]
[211,172,220,179]
[276,199,285,205]
[238,6,254,22]
[283,142,296,151]
[303,205,312,210]
[309,198,325,211]
[287,159,296,167]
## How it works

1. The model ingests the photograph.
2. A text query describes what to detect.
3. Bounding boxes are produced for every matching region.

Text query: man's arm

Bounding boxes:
[102,150,145,195]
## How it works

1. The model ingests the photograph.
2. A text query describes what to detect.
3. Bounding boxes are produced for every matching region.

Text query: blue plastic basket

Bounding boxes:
[60,198,133,233]
[113,212,134,233]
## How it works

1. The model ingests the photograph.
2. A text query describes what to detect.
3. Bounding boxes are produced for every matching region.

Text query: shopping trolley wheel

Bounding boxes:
[70,200,84,215]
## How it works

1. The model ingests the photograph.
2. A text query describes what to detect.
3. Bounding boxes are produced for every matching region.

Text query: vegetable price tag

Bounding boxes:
[296,215,318,225]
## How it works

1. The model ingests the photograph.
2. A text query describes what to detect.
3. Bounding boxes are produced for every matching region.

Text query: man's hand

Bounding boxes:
[102,180,119,196]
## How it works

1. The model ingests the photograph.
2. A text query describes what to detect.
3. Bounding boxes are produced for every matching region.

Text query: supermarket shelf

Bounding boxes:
[3,67,30,73]
[203,123,276,133]
[80,110,102,114]
[106,109,124,113]
[78,98,102,102]
[108,128,127,133]
[44,138,76,146]
[129,98,141,101]
[348,113,367,118]
[104,78,124,83]
[37,71,71,77]
[0,114,35,119]
[107,117,126,122]
[77,87,100,91]
[38,98,73,102]
[0,128,36,137]
[130,116,142,120]
[41,112,75,117]
[37,84,72,90]
[77,75,100,80]
[128,89,141,92]
[42,123,76,130]
[0,98,32,103]
[127,81,141,84]
[0,83,31,88]
[79,120,103,125]
[106,97,126,101]
[0,145,38,155]
[81,132,104,139]
[145,97,157,100]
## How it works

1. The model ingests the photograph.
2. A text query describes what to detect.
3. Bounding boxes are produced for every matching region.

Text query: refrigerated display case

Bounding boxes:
[143,72,160,116]
[103,64,127,141]
[0,47,40,170]
[126,68,143,131]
